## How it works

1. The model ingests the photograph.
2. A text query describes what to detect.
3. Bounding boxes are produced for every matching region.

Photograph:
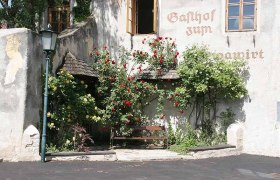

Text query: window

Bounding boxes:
[48,5,70,33]
[226,0,257,31]
[126,0,157,35]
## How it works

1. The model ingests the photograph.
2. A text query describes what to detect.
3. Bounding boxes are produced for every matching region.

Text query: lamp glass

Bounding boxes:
[41,30,58,52]
[41,31,52,51]
[50,33,58,51]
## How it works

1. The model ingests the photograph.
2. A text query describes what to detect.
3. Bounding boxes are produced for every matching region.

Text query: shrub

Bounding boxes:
[47,69,100,151]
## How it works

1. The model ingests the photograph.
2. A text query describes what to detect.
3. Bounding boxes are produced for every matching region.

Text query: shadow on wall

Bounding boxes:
[91,0,123,58]
[52,17,98,73]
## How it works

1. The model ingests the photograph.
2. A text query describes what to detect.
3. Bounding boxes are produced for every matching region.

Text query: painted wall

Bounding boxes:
[86,0,280,156]
[158,0,280,157]
[0,29,42,161]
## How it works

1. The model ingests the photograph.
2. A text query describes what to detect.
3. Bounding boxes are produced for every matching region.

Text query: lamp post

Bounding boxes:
[40,29,58,162]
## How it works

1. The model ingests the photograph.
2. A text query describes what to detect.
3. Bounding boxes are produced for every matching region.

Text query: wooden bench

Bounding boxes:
[110,125,168,148]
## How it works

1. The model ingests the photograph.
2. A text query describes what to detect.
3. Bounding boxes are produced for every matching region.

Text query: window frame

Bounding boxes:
[126,0,158,35]
[226,0,257,32]
[48,5,70,33]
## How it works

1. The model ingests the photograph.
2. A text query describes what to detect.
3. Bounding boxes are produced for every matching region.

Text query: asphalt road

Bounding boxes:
[0,154,280,180]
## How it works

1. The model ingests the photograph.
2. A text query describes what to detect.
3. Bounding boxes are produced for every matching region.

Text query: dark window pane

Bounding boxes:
[243,4,254,16]
[228,18,239,30]
[228,6,240,16]
[243,18,254,29]
[244,0,255,2]
[229,0,240,3]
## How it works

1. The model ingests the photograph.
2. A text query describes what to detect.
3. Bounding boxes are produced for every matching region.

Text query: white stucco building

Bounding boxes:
[82,0,280,157]
[1,0,279,161]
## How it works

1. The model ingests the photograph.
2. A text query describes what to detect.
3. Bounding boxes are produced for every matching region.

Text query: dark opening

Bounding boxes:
[137,0,154,34]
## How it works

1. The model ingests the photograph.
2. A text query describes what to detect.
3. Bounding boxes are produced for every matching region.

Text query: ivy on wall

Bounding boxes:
[73,0,91,22]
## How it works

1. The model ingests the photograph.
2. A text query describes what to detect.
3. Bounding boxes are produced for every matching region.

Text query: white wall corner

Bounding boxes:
[227,122,244,150]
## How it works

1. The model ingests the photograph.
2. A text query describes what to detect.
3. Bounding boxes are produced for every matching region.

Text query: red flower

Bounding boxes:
[127,76,131,81]
[158,36,162,40]
[112,60,116,64]
[153,50,157,54]
[159,59,163,64]
[174,101,179,107]
[105,58,110,63]
[123,64,127,69]
[141,80,145,84]
[145,86,149,90]
[112,107,116,111]
[127,88,131,92]
[95,51,99,55]
[153,54,157,58]
[132,52,136,57]
[173,59,177,63]
[120,84,125,88]
[123,100,132,107]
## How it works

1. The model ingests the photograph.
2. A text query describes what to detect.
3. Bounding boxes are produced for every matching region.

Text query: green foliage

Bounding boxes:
[0,0,46,31]
[178,45,247,101]
[73,0,91,22]
[92,47,160,136]
[169,123,226,154]
[48,69,101,124]
[169,45,247,132]
[219,108,235,134]
[167,121,176,145]
[47,69,100,151]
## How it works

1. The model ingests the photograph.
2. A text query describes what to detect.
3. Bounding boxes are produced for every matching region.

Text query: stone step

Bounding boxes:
[45,151,117,161]
[188,144,236,152]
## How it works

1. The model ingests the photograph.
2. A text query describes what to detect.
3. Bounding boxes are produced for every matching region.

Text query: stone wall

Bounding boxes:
[52,17,98,73]
[0,28,42,161]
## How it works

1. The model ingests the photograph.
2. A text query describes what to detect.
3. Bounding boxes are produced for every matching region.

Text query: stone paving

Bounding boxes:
[45,147,241,162]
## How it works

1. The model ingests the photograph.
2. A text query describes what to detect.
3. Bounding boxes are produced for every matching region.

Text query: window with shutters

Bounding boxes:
[126,0,157,35]
[226,0,257,32]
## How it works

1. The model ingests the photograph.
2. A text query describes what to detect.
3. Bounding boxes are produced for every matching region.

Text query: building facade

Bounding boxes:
[81,0,279,157]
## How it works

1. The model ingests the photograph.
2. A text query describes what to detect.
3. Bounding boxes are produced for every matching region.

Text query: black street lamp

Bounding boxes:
[40,29,58,162]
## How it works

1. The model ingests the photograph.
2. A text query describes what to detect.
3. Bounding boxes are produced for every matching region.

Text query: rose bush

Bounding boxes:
[92,47,160,136]
[133,37,179,71]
